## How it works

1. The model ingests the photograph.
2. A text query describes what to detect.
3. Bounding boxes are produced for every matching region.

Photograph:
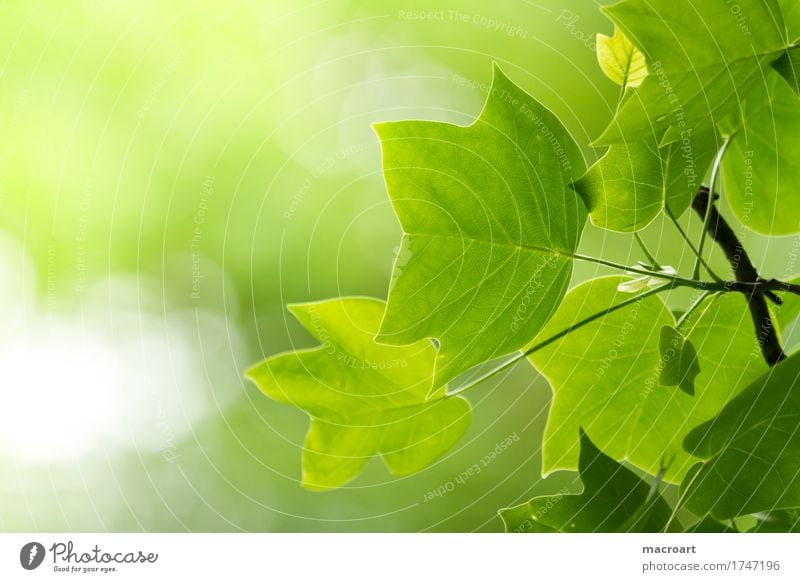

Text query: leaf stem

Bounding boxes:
[664,466,705,533]
[507,244,798,295]
[557,248,800,295]
[675,291,716,330]
[634,232,661,270]
[665,207,722,282]
[691,187,788,366]
[446,286,668,398]
[570,252,707,289]
[693,137,732,280]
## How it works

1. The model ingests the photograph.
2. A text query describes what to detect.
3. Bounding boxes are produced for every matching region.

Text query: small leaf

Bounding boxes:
[659,326,700,396]
[375,64,587,387]
[246,298,471,490]
[499,430,676,532]
[683,352,800,519]
[596,26,648,89]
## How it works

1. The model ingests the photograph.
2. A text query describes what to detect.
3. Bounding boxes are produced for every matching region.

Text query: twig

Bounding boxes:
[447,286,668,397]
[693,138,732,279]
[691,187,786,366]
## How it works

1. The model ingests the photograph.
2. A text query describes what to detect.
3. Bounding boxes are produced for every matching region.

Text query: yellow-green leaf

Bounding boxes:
[596,26,648,89]
[375,65,586,387]
[246,297,471,491]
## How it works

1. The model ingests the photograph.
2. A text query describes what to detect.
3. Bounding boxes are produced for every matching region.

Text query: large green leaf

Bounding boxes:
[683,352,800,519]
[529,278,768,482]
[606,0,786,71]
[578,0,728,231]
[771,45,800,95]
[597,0,788,145]
[574,130,717,231]
[246,298,471,490]
[780,0,800,42]
[374,65,586,387]
[499,430,676,532]
[721,74,800,235]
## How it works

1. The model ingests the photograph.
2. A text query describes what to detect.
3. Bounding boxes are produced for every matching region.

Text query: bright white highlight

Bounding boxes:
[0,235,244,463]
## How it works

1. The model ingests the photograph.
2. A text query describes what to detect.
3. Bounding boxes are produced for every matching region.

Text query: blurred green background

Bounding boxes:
[0,0,795,532]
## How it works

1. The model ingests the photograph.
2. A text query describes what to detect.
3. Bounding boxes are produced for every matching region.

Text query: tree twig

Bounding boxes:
[692,186,786,366]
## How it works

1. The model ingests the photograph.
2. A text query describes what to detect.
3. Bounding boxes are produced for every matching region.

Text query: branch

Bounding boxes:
[692,187,786,366]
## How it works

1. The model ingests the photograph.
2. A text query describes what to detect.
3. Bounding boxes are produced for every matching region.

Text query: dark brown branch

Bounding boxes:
[692,187,786,367]
[719,279,800,296]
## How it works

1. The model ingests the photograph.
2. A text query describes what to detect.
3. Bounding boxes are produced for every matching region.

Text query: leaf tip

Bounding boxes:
[370,120,390,137]
[488,61,516,93]
[242,361,263,382]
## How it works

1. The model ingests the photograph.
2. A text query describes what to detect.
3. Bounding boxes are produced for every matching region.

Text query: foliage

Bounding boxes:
[683,353,800,520]
[246,298,470,490]
[373,65,585,388]
[499,430,677,533]
[248,0,800,531]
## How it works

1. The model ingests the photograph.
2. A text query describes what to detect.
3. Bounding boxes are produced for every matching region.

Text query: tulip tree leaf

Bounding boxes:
[499,430,677,532]
[659,326,701,397]
[246,298,471,491]
[374,64,586,387]
[596,0,789,145]
[721,74,800,235]
[683,353,800,519]
[574,129,717,231]
[529,278,768,483]
[596,26,648,89]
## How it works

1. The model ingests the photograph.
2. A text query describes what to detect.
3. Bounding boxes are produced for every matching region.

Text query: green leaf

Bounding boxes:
[748,510,800,532]
[529,278,768,483]
[598,61,775,147]
[374,65,586,387]
[246,297,471,491]
[780,0,800,42]
[683,352,800,519]
[771,46,800,96]
[574,130,716,231]
[685,518,737,533]
[721,75,800,235]
[606,0,786,71]
[776,277,800,338]
[596,25,648,89]
[596,0,788,145]
[499,430,676,532]
[659,325,701,397]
